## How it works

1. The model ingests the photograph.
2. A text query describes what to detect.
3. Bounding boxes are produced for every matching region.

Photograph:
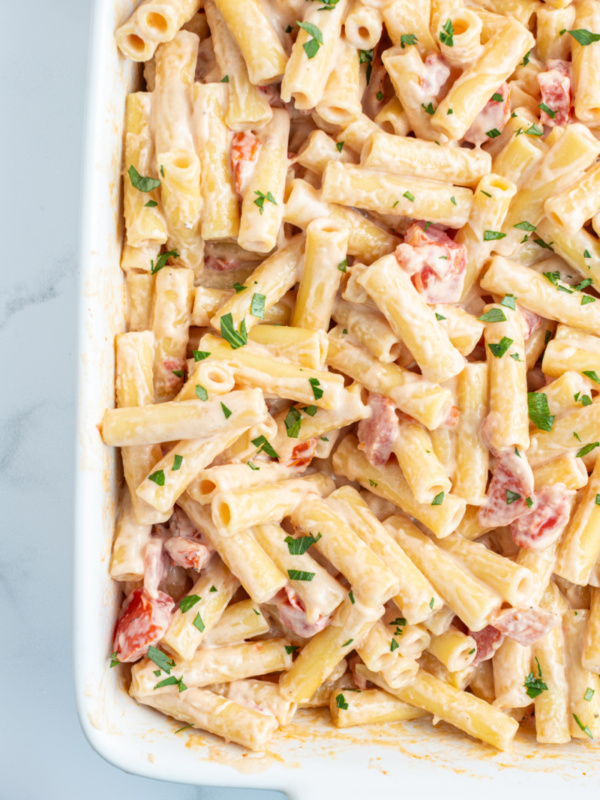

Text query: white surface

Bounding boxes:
[1,2,279,798]
[3,1,598,797]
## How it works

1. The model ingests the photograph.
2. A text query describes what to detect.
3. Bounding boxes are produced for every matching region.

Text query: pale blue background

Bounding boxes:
[0,2,283,797]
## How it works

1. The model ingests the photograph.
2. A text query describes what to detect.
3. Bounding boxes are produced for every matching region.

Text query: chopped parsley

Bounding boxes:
[251,435,279,459]
[193,612,205,633]
[400,33,418,48]
[336,693,349,710]
[524,669,548,699]
[285,532,322,555]
[220,312,247,349]
[147,646,175,674]
[585,687,595,702]
[539,102,556,119]
[128,164,160,192]
[309,377,324,400]
[435,313,446,321]
[338,258,347,272]
[528,392,555,432]
[573,713,593,739]
[285,645,300,655]
[145,199,158,207]
[154,675,187,692]
[486,128,501,138]
[390,638,399,652]
[193,350,210,362]
[254,190,277,215]
[195,385,208,401]
[526,123,544,137]
[148,470,165,487]
[501,294,516,310]
[150,249,179,275]
[483,230,506,241]
[359,49,374,83]
[513,221,536,232]
[172,454,183,471]
[298,20,323,59]
[251,292,266,319]
[478,308,506,323]
[220,402,232,419]
[422,102,435,115]
[284,407,302,438]
[506,489,521,505]
[288,569,315,581]
[336,141,344,152]
[431,491,445,506]
[439,18,454,47]
[488,336,513,358]
[492,93,504,102]
[568,29,600,46]
[576,442,599,458]
[180,594,201,613]
[583,370,600,384]
[403,190,415,202]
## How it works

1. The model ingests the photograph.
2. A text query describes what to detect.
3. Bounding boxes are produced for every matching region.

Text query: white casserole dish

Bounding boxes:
[74,1,599,794]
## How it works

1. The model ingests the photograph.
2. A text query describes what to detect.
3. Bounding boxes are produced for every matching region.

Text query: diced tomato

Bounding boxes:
[395,222,468,304]
[418,54,451,103]
[273,587,330,638]
[478,450,534,528]
[468,624,504,665]
[537,60,571,128]
[164,537,212,571]
[445,406,460,428]
[287,438,318,471]
[464,83,511,146]
[493,607,560,646]
[162,356,186,392]
[204,255,241,272]
[357,393,397,467]
[510,483,574,550]
[231,131,262,198]
[112,587,174,663]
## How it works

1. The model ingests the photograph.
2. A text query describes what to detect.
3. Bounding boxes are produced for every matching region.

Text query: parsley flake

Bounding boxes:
[288,569,315,581]
[148,470,165,486]
[128,164,160,192]
[284,407,302,438]
[285,532,322,555]
[252,435,279,459]
[488,337,513,358]
[478,308,506,323]
[528,392,555,432]
[220,312,247,349]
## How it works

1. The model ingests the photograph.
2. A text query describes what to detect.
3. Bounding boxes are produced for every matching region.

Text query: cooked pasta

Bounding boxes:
[106,0,600,755]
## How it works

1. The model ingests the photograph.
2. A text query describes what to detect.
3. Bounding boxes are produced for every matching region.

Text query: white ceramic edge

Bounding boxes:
[73,2,598,796]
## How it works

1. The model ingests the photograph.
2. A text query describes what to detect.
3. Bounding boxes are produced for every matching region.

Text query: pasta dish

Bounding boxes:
[102,0,600,753]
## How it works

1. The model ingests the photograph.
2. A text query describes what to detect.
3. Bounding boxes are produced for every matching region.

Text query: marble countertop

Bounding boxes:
[1,2,282,797]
